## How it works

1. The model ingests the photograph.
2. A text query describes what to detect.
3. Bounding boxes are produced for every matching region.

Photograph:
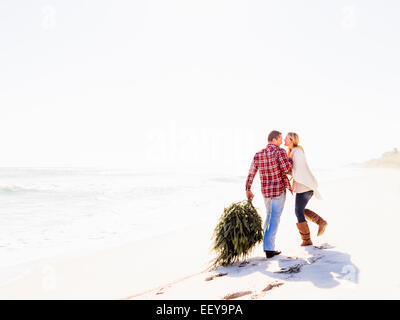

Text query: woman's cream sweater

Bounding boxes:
[290,147,322,199]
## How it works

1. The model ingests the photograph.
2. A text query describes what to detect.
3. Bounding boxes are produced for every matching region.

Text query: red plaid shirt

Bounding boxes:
[245,144,293,198]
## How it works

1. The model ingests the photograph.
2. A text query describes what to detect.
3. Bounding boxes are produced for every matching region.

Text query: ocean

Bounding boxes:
[0,167,247,268]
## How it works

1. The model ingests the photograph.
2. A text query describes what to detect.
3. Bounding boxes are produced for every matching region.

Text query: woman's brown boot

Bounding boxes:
[304,209,327,236]
[296,221,313,246]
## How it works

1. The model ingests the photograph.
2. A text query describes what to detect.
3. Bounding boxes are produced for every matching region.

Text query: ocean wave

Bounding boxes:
[0,184,56,194]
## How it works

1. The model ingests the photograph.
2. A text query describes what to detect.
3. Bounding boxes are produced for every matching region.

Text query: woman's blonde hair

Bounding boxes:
[287,132,304,157]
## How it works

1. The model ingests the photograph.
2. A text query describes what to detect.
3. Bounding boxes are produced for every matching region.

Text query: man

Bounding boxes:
[245,130,292,258]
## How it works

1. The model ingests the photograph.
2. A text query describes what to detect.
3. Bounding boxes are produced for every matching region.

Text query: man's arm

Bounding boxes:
[245,154,258,199]
[277,148,292,174]
[277,148,294,193]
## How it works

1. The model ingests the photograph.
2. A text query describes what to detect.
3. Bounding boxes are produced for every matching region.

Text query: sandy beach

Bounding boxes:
[0,167,399,300]
[129,167,400,300]
[0,221,216,299]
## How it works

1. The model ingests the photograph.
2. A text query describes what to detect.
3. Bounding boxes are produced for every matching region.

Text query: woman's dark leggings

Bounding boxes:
[295,190,314,223]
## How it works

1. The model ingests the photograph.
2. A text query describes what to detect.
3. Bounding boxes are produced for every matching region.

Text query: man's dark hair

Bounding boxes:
[268,130,282,142]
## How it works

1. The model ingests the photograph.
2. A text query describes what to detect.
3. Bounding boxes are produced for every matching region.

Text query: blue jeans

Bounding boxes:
[263,192,286,251]
[295,190,314,223]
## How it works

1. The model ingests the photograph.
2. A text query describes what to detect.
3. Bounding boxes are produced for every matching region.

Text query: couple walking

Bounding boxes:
[245,130,327,259]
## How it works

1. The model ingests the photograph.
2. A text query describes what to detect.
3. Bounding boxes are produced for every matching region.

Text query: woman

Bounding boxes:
[284,132,327,246]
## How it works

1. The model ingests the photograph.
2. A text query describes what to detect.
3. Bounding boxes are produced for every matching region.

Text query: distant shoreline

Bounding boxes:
[349,149,400,169]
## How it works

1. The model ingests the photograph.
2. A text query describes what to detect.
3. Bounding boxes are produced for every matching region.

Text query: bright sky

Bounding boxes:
[1,0,399,174]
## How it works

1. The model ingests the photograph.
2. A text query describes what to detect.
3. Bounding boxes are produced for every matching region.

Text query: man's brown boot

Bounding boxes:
[304,209,327,236]
[296,221,313,246]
